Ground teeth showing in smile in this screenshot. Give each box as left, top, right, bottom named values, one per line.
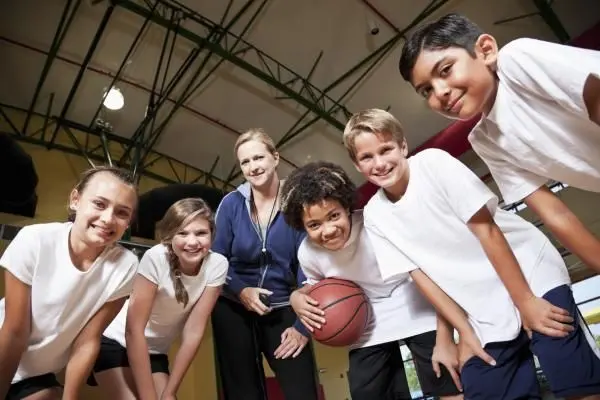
left=92, top=225, right=113, bottom=236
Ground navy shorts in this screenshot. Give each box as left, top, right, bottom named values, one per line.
left=531, top=284, right=600, bottom=397
left=461, top=284, right=600, bottom=399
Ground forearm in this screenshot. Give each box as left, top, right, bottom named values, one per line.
left=536, top=205, right=600, bottom=273
left=63, top=340, right=101, bottom=399
left=126, top=331, right=158, bottom=400
left=162, top=333, right=204, bottom=397
left=477, top=224, right=534, bottom=306
left=410, top=270, right=472, bottom=335
left=290, top=285, right=313, bottom=337
left=0, top=331, right=28, bottom=397
left=435, top=314, right=455, bottom=344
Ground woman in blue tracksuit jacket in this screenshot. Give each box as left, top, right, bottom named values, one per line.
left=211, top=128, right=319, bottom=400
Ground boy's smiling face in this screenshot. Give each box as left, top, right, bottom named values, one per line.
left=353, top=132, right=410, bottom=201
left=302, top=198, right=351, bottom=252
left=410, top=34, right=499, bottom=120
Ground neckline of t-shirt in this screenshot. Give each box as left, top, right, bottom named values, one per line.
left=178, top=252, right=212, bottom=281
left=377, top=159, right=415, bottom=207
left=63, top=223, right=112, bottom=275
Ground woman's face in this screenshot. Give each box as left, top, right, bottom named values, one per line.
left=237, top=140, right=280, bottom=189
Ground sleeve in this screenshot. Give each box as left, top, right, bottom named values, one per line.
left=136, top=248, right=162, bottom=286
left=363, top=219, right=419, bottom=278
left=106, top=253, right=139, bottom=302
left=0, top=226, right=39, bottom=285
left=207, top=256, right=228, bottom=287
left=211, top=193, right=249, bottom=295
left=470, top=137, right=548, bottom=204
left=297, top=241, right=325, bottom=286
left=423, top=149, right=500, bottom=222
left=498, top=38, right=600, bottom=116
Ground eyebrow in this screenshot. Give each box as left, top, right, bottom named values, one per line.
left=96, top=196, right=133, bottom=211
left=414, top=57, right=447, bottom=92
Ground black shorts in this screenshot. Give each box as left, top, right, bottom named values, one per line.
left=348, top=330, right=461, bottom=400
left=92, top=336, right=170, bottom=377
left=6, top=373, right=62, bottom=400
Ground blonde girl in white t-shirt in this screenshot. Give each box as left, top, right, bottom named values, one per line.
left=0, top=166, right=139, bottom=400
left=93, top=198, right=228, bottom=400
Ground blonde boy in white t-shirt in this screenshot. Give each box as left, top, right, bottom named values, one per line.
left=279, top=161, right=487, bottom=400
left=343, top=108, right=600, bottom=399
left=93, top=198, right=227, bottom=400
left=400, top=13, right=600, bottom=276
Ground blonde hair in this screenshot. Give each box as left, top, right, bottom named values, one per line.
left=343, top=108, right=406, bottom=161
left=234, top=128, right=277, bottom=157
left=156, top=198, right=215, bottom=307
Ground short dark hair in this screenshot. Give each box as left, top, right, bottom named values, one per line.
left=281, top=162, right=356, bottom=231
left=399, top=13, right=484, bottom=82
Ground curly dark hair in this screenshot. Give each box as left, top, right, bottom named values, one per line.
left=281, top=161, right=356, bottom=231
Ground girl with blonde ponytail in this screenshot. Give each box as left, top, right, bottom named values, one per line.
left=92, top=198, right=227, bottom=400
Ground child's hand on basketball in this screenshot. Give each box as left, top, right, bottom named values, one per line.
left=518, top=295, right=574, bottom=338
left=274, top=327, right=308, bottom=359
left=239, top=287, right=273, bottom=315
left=290, top=290, right=326, bottom=332
left=431, top=339, right=462, bottom=391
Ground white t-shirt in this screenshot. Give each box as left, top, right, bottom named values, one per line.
left=363, top=149, right=571, bottom=346
left=103, top=244, right=228, bottom=355
left=0, top=222, right=138, bottom=383
left=469, top=38, right=600, bottom=204
left=298, top=211, right=436, bottom=349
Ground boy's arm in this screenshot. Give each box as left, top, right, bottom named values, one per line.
left=289, top=243, right=326, bottom=332
left=525, top=186, right=600, bottom=274
left=423, top=149, right=574, bottom=338
left=410, top=269, right=495, bottom=367
left=410, top=270, right=473, bottom=338
left=467, top=206, right=574, bottom=336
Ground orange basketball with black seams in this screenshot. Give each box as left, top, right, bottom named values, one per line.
left=307, top=278, right=370, bottom=347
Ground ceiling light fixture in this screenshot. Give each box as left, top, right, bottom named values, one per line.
left=103, top=87, right=125, bottom=111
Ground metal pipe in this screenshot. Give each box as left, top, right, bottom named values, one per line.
left=49, top=4, right=115, bottom=146
left=88, top=1, right=158, bottom=129
left=23, top=0, right=82, bottom=135
left=138, top=0, right=268, bottom=166
left=42, top=92, right=55, bottom=140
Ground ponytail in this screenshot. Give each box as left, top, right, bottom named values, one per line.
left=166, top=245, right=189, bottom=307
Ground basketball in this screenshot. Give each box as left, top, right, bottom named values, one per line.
left=307, top=278, right=370, bottom=347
